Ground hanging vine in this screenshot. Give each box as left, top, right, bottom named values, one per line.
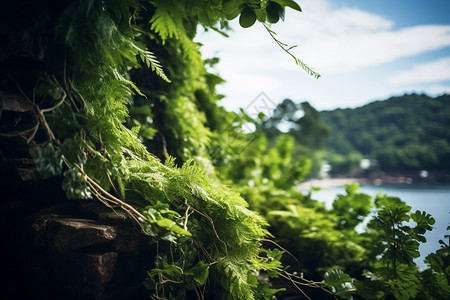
left=0, top=1, right=339, bottom=299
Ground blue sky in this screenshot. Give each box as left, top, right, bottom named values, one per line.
left=195, top=0, right=450, bottom=111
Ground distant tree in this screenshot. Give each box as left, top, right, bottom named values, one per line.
left=259, top=99, right=329, bottom=177
left=261, top=99, right=329, bottom=149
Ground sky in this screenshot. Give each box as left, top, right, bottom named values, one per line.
left=195, top=0, right=450, bottom=112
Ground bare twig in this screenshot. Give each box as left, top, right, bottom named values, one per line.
left=279, top=272, right=312, bottom=300
left=0, top=120, right=39, bottom=143
left=83, top=173, right=146, bottom=220
left=106, top=172, right=124, bottom=200
left=40, top=75, right=67, bottom=113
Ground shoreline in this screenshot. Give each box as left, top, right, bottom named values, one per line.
left=297, top=178, right=367, bottom=189
left=297, top=175, right=450, bottom=190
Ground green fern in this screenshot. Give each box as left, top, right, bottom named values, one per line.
left=12, top=0, right=318, bottom=299
left=128, top=41, right=172, bottom=82
left=150, top=2, right=181, bottom=42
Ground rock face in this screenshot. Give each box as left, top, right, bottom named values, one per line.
left=2, top=197, right=155, bottom=300
left=28, top=202, right=156, bottom=300
left=0, top=87, right=155, bottom=299
left=0, top=28, right=157, bottom=300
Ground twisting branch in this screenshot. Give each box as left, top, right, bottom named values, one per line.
left=0, top=121, right=40, bottom=143
left=245, top=2, right=321, bottom=79
left=279, top=272, right=312, bottom=300
left=184, top=198, right=228, bottom=256
left=40, top=75, right=67, bottom=113
left=259, top=238, right=336, bottom=297
left=83, top=172, right=146, bottom=219
left=1, top=71, right=65, bottom=142
left=72, top=164, right=151, bottom=232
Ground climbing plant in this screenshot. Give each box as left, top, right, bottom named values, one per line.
left=0, top=0, right=329, bottom=299
left=8, top=1, right=443, bottom=299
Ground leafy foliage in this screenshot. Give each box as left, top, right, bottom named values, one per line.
left=260, top=99, right=330, bottom=177
left=34, top=143, right=63, bottom=179
left=323, top=269, right=356, bottom=300
left=332, top=184, right=372, bottom=230
left=2, top=0, right=320, bottom=299
left=268, top=186, right=369, bottom=279
left=419, top=236, right=450, bottom=299
left=355, top=194, right=437, bottom=299
left=3, top=1, right=447, bottom=299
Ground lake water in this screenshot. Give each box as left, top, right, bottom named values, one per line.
left=308, top=182, right=450, bottom=269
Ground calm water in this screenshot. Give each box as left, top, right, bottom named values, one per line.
left=309, top=182, right=450, bottom=269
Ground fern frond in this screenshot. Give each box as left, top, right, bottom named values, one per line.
left=164, top=156, right=177, bottom=168
left=139, top=50, right=172, bottom=82
left=218, top=259, right=255, bottom=299
left=127, top=40, right=171, bottom=82
left=150, top=3, right=180, bottom=42
left=179, top=33, right=203, bottom=69
left=111, top=67, right=145, bottom=96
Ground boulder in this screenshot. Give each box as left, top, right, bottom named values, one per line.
left=17, top=201, right=155, bottom=300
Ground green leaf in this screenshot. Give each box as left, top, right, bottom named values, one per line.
left=155, top=263, right=184, bottom=280
left=272, top=0, right=302, bottom=12
left=35, top=76, right=63, bottom=101
left=166, top=221, right=192, bottom=236
left=34, top=143, right=63, bottom=179
left=411, top=210, right=435, bottom=234
left=239, top=6, right=257, bottom=28
left=324, top=269, right=353, bottom=286
left=323, top=269, right=356, bottom=299
left=154, top=217, right=175, bottom=228
left=266, top=2, right=283, bottom=23
left=143, top=276, right=156, bottom=291
left=146, top=209, right=192, bottom=236
left=222, top=0, right=244, bottom=14
left=265, top=248, right=284, bottom=260
left=130, top=105, right=152, bottom=116
left=62, top=169, right=92, bottom=199
left=140, top=127, right=157, bottom=139
left=144, top=224, right=158, bottom=236
left=185, top=261, right=210, bottom=285
left=344, top=183, right=360, bottom=195
left=60, top=138, right=87, bottom=166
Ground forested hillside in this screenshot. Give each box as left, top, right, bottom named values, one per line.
left=321, top=93, right=450, bottom=173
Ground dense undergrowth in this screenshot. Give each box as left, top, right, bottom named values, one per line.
left=1, top=0, right=448, bottom=299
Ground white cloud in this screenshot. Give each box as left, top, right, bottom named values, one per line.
left=294, top=25, right=450, bottom=74
left=389, top=57, right=450, bottom=85
left=198, top=0, right=450, bottom=76
left=196, top=0, right=450, bottom=111
left=425, top=84, right=450, bottom=95
left=219, top=73, right=282, bottom=93
left=276, top=1, right=450, bottom=74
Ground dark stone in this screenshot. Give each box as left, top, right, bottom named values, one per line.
left=45, top=217, right=117, bottom=254
left=1, top=193, right=154, bottom=300
left=52, top=252, right=118, bottom=299
left=113, top=226, right=142, bottom=252
left=19, top=204, right=155, bottom=300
